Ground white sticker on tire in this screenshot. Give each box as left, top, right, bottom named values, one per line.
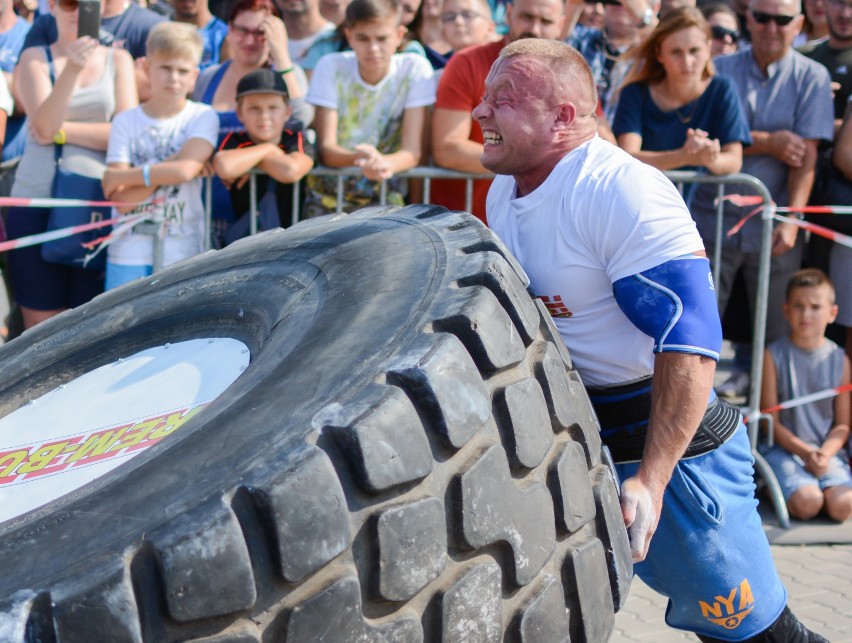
left=0, top=338, right=249, bottom=524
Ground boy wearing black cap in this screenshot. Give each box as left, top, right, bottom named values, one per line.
left=212, top=68, right=314, bottom=244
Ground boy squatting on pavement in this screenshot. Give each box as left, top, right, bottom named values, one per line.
left=478, top=38, right=828, bottom=642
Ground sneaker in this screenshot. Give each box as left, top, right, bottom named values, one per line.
left=716, top=370, right=750, bottom=399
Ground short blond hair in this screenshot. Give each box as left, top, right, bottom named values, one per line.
left=499, top=39, right=598, bottom=114
left=146, top=22, right=204, bottom=64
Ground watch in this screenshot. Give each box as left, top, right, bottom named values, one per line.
left=638, top=7, right=654, bottom=27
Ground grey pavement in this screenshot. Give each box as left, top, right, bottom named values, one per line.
left=614, top=544, right=852, bottom=642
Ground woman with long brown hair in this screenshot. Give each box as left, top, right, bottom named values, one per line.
left=613, top=6, right=750, bottom=177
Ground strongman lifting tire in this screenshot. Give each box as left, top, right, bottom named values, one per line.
left=0, top=205, right=631, bottom=642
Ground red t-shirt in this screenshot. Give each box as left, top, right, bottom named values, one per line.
left=431, top=39, right=506, bottom=224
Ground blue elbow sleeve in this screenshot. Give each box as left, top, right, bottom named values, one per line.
left=613, top=256, right=722, bottom=361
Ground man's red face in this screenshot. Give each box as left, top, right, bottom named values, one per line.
left=472, top=56, right=561, bottom=185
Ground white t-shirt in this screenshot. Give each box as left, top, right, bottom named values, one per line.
left=487, top=136, right=704, bottom=387
left=306, top=51, right=435, bottom=150
left=105, top=101, right=219, bottom=267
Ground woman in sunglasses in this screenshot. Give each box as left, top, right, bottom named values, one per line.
left=613, top=7, right=750, bottom=188
left=5, top=0, right=137, bottom=330
left=702, top=3, right=741, bottom=57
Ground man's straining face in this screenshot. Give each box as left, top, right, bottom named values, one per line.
left=473, top=55, right=562, bottom=180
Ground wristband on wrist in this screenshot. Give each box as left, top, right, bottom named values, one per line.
left=278, top=66, right=294, bottom=75
left=142, top=164, right=151, bottom=187
left=53, top=129, right=66, bottom=145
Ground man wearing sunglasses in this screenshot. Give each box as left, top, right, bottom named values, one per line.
left=690, top=0, right=833, bottom=400
left=800, top=0, right=852, bottom=132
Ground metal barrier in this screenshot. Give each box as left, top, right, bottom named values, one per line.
left=201, top=165, right=494, bottom=248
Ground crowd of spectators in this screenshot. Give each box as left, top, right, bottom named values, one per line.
left=0, top=0, right=850, bottom=416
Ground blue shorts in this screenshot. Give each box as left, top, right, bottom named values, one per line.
left=616, top=426, right=787, bottom=641
left=5, top=206, right=104, bottom=310
left=105, top=263, right=153, bottom=291
left=762, top=446, right=852, bottom=500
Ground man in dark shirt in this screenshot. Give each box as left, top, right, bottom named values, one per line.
left=800, top=0, right=852, bottom=132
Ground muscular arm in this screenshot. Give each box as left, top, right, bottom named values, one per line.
left=622, top=352, right=716, bottom=561
left=613, top=252, right=721, bottom=561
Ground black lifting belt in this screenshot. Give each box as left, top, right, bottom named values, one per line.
left=587, top=376, right=742, bottom=464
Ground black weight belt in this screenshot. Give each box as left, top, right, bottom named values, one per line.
left=587, top=376, right=742, bottom=464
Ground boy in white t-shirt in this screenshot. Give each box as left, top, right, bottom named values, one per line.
left=304, top=0, right=435, bottom=215
left=101, top=22, right=219, bottom=289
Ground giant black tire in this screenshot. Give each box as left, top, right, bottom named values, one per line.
left=0, top=205, right=632, bottom=642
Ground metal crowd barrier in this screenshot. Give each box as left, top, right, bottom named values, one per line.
left=199, top=165, right=787, bottom=526
left=200, top=165, right=494, bottom=251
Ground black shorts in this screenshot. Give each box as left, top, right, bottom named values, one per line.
left=5, top=206, right=104, bottom=311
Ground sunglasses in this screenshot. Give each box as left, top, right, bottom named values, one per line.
left=57, top=0, right=80, bottom=10
left=711, top=25, right=740, bottom=42
left=750, top=10, right=798, bottom=26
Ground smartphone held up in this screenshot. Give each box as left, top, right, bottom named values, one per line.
left=77, top=0, right=101, bottom=40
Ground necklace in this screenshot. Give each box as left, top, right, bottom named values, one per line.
left=673, top=99, right=699, bottom=124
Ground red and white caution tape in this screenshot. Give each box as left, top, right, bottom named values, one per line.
left=759, top=383, right=852, bottom=416
left=0, top=213, right=146, bottom=253
left=719, top=196, right=852, bottom=249
left=719, top=194, right=852, bottom=215
left=725, top=206, right=763, bottom=237
left=773, top=213, right=852, bottom=249
left=0, top=196, right=138, bottom=209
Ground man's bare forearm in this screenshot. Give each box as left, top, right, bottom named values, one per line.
left=636, top=352, right=717, bottom=493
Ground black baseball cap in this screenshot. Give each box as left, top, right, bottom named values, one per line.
left=236, top=68, right=290, bottom=100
